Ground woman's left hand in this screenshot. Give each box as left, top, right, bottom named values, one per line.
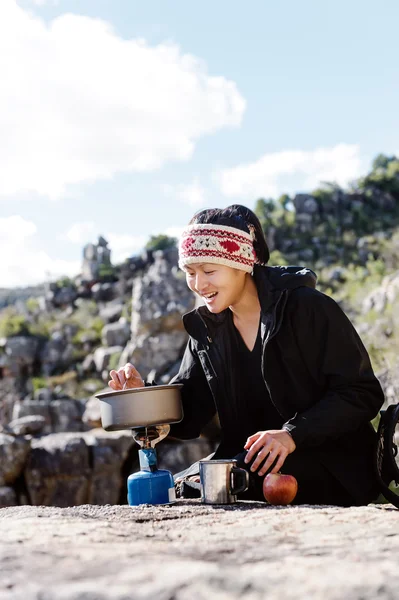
left=244, top=430, right=296, bottom=476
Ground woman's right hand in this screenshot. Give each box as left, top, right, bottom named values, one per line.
left=108, top=363, right=145, bottom=391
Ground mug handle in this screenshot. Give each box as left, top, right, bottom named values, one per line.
left=230, top=467, right=249, bottom=495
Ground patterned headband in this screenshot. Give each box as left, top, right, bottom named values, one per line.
left=178, top=223, right=256, bottom=273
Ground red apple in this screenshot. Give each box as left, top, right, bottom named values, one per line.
left=263, top=473, right=298, bottom=505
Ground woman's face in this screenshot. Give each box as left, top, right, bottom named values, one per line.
left=184, top=263, right=247, bottom=313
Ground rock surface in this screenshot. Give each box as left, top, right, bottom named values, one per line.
left=0, top=502, right=398, bottom=599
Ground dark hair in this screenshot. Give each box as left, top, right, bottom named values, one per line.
left=188, top=204, right=270, bottom=265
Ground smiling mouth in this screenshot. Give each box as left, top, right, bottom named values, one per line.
left=203, top=292, right=218, bottom=300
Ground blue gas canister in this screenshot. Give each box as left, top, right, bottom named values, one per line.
left=127, top=447, right=176, bottom=506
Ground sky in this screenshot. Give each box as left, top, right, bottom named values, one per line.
left=1, top=0, right=398, bottom=288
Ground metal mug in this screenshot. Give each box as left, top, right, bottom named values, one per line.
left=199, top=459, right=249, bottom=504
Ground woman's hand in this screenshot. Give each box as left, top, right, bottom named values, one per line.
left=108, top=363, right=145, bottom=391
left=244, top=430, right=296, bottom=476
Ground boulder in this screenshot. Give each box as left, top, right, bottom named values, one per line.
left=0, top=433, right=30, bottom=486
left=93, top=346, right=123, bottom=373
left=24, top=433, right=91, bottom=507
left=40, top=332, right=75, bottom=376
left=81, top=353, right=95, bottom=373
left=23, top=430, right=135, bottom=506
left=5, top=336, right=39, bottom=373
left=91, top=283, right=116, bottom=303
left=12, top=400, right=52, bottom=434
left=0, top=486, right=17, bottom=507
left=49, top=399, right=83, bottom=433
left=101, top=320, right=130, bottom=347
left=52, top=286, right=77, bottom=308
left=99, top=301, right=124, bottom=324
left=121, top=331, right=187, bottom=380
left=6, top=415, right=46, bottom=436
left=85, top=430, right=135, bottom=505
left=34, top=387, right=54, bottom=402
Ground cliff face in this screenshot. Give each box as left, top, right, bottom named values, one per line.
left=0, top=246, right=196, bottom=409
left=0, top=247, right=207, bottom=509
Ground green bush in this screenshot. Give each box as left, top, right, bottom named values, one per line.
left=269, top=250, right=289, bottom=266
left=98, top=264, right=117, bottom=282
left=26, top=298, right=40, bottom=314
left=32, top=377, right=48, bottom=393
left=56, top=277, right=76, bottom=289
left=0, top=309, right=31, bottom=337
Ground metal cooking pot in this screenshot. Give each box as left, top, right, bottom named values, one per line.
left=95, top=384, right=184, bottom=431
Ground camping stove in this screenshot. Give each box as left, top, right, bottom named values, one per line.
left=127, top=424, right=176, bottom=506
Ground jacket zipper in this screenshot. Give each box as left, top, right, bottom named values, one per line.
left=261, top=290, right=290, bottom=419
left=196, top=291, right=290, bottom=420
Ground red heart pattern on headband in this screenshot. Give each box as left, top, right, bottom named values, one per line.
left=181, top=237, right=195, bottom=251
left=219, top=240, right=240, bottom=253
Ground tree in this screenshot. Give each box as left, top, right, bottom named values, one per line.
left=254, top=198, right=276, bottom=231
left=371, top=154, right=396, bottom=171
left=277, top=194, right=291, bottom=210
left=145, top=234, right=177, bottom=252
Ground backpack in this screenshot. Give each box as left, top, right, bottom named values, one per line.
left=375, top=403, right=399, bottom=508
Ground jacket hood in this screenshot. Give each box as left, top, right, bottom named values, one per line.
left=183, top=264, right=317, bottom=338
left=254, top=264, right=317, bottom=292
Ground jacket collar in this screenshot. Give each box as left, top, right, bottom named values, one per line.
left=182, top=263, right=317, bottom=341
left=182, top=265, right=280, bottom=342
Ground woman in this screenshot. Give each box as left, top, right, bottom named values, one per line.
left=109, top=205, right=384, bottom=505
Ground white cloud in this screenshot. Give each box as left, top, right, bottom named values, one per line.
left=164, top=226, right=185, bottom=239
left=0, top=216, right=80, bottom=287
left=106, top=233, right=147, bottom=264
left=218, top=144, right=363, bottom=199
left=1, top=1, right=245, bottom=199
left=28, top=0, right=58, bottom=5
left=163, top=178, right=206, bottom=207
left=64, top=222, right=96, bottom=244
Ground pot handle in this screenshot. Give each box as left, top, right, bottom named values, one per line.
left=230, top=467, right=249, bottom=495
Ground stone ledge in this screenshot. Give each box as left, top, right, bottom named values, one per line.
left=0, top=501, right=398, bottom=599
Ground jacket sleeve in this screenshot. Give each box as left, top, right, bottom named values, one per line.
left=282, top=289, right=385, bottom=447
left=168, top=338, right=217, bottom=440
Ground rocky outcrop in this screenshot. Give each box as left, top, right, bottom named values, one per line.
left=362, top=270, right=399, bottom=314
left=120, top=247, right=196, bottom=380
left=4, top=336, right=39, bottom=374
left=81, top=236, right=112, bottom=283
left=24, top=430, right=134, bottom=507
left=11, top=394, right=84, bottom=435
left=40, top=330, right=75, bottom=377
left=101, top=320, right=130, bottom=348
left=0, top=429, right=135, bottom=507
left=0, top=422, right=215, bottom=508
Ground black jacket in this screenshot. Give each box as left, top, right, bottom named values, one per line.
left=170, top=264, right=385, bottom=503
